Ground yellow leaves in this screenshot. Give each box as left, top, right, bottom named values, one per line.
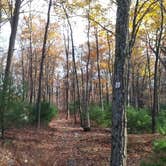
left=31, top=24, right=37, bottom=32
left=89, top=2, right=108, bottom=28
left=99, top=62, right=108, bottom=70
left=1, top=0, right=12, bottom=17
left=21, top=15, right=61, bottom=45
left=48, top=32, right=57, bottom=40
left=71, top=0, right=89, bottom=8
left=98, top=30, right=106, bottom=38
left=48, top=47, right=55, bottom=56
left=129, top=0, right=162, bottom=33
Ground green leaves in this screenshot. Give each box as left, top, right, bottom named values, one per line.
left=153, top=139, right=166, bottom=152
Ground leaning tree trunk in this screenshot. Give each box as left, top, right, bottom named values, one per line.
left=0, top=0, right=21, bottom=139
left=36, top=0, right=52, bottom=128
left=111, top=0, right=131, bottom=165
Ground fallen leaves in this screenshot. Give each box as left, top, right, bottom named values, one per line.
left=0, top=116, right=161, bottom=166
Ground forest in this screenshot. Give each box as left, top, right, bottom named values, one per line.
left=0, top=0, right=166, bottom=165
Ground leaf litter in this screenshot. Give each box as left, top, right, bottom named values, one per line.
left=0, top=115, right=161, bottom=166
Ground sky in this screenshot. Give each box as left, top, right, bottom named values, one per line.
left=0, top=0, right=116, bottom=52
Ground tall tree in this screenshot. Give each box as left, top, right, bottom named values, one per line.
left=0, top=0, right=21, bottom=139
left=95, top=28, right=103, bottom=109
left=83, top=2, right=91, bottom=131
left=126, top=0, right=158, bottom=106
left=61, top=2, right=83, bottom=126
left=28, top=1, right=33, bottom=104
left=36, top=0, right=52, bottom=128
left=63, top=31, right=70, bottom=119
left=148, top=0, right=164, bottom=133
left=111, top=0, right=131, bottom=165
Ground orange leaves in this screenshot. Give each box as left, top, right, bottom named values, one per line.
left=99, top=61, right=108, bottom=70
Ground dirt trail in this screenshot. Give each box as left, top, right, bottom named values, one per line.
left=0, top=115, right=159, bottom=166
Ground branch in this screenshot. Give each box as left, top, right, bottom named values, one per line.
left=88, top=17, right=115, bottom=35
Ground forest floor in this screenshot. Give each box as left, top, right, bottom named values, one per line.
left=0, top=114, right=161, bottom=166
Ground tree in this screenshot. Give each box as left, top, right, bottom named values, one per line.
left=61, top=1, right=83, bottom=126
left=126, top=0, right=159, bottom=106
left=111, top=0, right=131, bottom=165
left=63, top=30, right=70, bottom=119
left=148, top=0, right=164, bottom=133
left=0, top=0, right=21, bottom=139
left=82, top=1, right=91, bottom=131
left=36, top=0, right=52, bottom=128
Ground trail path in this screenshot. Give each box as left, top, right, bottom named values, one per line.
left=0, top=114, right=160, bottom=166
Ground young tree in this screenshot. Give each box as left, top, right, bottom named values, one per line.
left=111, top=0, right=131, bottom=165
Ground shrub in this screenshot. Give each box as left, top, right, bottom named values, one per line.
left=89, top=104, right=104, bottom=126
left=89, top=103, right=111, bottom=128
left=141, top=139, right=166, bottom=166
left=160, top=104, right=166, bottom=111
left=1, top=98, right=58, bottom=128
left=127, top=106, right=151, bottom=133
left=157, top=111, right=166, bottom=135
left=153, top=139, right=166, bottom=152
left=40, top=101, right=58, bottom=123
left=69, top=101, right=80, bottom=114
left=30, top=101, right=58, bottom=125
left=3, top=100, right=32, bottom=128
left=89, top=104, right=153, bottom=131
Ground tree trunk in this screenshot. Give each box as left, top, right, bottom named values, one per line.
left=152, top=51, right=159, bottom=133
left=146, top=39, right=153, bottom=110
left=28, top=1, right=33, bottom=104
left=107, top=32, right=113, bottom=85
left=82, top=6, right=91, bottom=131
left=95, top=29, right=103, bottom=110
left=36, top=0, right=52, bottom=128
left=151, top=0, right=164, bottom=133
left=21, top=47, right=25, bottom=101
left=64, top=32, right=70, bottom=120
left=0, top=0, right=21, bottom=139
left=62, top=3, right=82, bottom=125
left=125, top=0, right=157, bottom=106
left=106, top=76, right=109, bottom=104
left=111, top=0, right=131, bottom=165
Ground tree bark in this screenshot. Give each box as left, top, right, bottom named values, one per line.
left=28, top=1, right=33, bottom=104
left=111, top=0, right=131, bottom=165
left=0, top=0, right=21, bottom=139
left=95, top=28, right=103, bottom=109
left=150, top=0, right=164, bottom=133
left=63, top=31, right=70, bottom=120
left=62, top=3, right=82, bottom=126
left=36, top=0, right=52, bottom=128
left=83, top=6, right=91, bottom=131
left=125, top=0, right=158, bottom=106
